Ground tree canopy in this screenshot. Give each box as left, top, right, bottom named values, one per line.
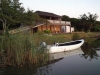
left=0, top=0, right=48, bottom=35
left=62, top=15, right=70, bottom=21
left=62, top=13, right=99, bottom=32
left=79, top=12, right=98, bottom=32
left=0, top=0, right=25, bottom=34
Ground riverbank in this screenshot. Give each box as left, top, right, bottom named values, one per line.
left=0, top=32, right=100, bottom=67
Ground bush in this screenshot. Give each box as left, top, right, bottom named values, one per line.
left=37, top=31, right=43, bottom=35
left=72, top=33, right=80, bottom=40
left=44, top=30, right=51, bottom=34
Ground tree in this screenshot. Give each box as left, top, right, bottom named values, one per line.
left=24, top=9, right=47, bottom=27
left=70, top=18, right=80, bottom=31
left=87, top=12, right=98, bottom=32
left=62, top=15, right=70, bottom=21
left=0, top=0, right=25, bottom=34
left=79, top=14, right=88, bottom=31
left=79, top=12, right=98, bottom=32
left=24, top=9, right=35, bottom=25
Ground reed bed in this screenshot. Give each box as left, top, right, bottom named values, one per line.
left=0, top=33, right=50, bottom=67
left=0, top=32, right=99, bottom=67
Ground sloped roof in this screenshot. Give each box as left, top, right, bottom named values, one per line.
left=35, top=11, right=61, bottom=18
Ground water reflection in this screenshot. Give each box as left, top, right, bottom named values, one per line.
left=0, top=48, right=84, bottom=75
left=35, top=48, right=84, bottom=75
left=34, top=65, right=52, bottom=75
left=0, top=44, right=100, bottom=75
left=50, top=47, right=83, bottom=60
left=0, top=65, right=52, bottom=75
left=81, top=43, right=100, bottom=61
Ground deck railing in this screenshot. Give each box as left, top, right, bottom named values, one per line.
left=48, top=20, right=71, bottom=25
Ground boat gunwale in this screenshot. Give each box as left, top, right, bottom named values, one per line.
left=55, top=39, right=84, bottom=46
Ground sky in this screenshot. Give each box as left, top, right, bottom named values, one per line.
left=20, top=0, right=100, bottom=21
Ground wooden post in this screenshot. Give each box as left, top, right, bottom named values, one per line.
left=53, top=25, right=55, bottom=33
left=50, top=16, right=52, bottom=20
left=59, top=25, right=61, bottom=33
left=53, top=25, right=55, bottom=32
left=70, top=23, right=71, bottom=33
left=41, top=25, right=43, bottom=32
left=65, top=25, right=66, bottom=33
left=50, top=25, right=51, bottom=31
left=65, top=21, right=66, bottom=33
left=46, top=19, right=48, bottom=30
left=60, top=25, right=62, bottom=33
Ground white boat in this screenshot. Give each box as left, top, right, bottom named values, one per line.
left=47, top=39, right=84, bottom=53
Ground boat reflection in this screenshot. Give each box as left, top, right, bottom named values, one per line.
left=35, top=48, right=84, bottom=75
left=50, top=47, right=84, bottom=60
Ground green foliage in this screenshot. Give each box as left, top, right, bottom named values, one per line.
left=24, top=9, right=35, bottom=25
left=62, top=15, right=70, bottom=21
left=37, top=31, right=43, bottom=35
left=79, top=12, right=98, bottom=32
left=66, top=13, right=99, bottom=32
left=70, top=18, right=80, bottom=31
left=72, top=33, right=80, bottom=40
left=0, top=0, right=25, bottom=34
left=44, top=30, right=51, bottom=34
left=92, top=38, right=100, bottom=48
left=0, top=0, right=48, bottom=35
left=91, top=25, right=100, bottom=32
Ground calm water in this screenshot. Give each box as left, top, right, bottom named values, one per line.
left=0, top=44, right=100, bottom=75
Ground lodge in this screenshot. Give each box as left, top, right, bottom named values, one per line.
left=33, top=11, right=74, bottom=33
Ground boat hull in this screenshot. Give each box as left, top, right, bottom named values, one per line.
left=47, top=39, right=84, bottom=53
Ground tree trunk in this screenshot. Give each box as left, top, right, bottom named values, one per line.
left=3, top=20, right=7, bottom=35
left=89, top=23, right=92, bottom=32
left=0, top=19, right=10, bottom=35
left=2, top=20, right=9, bottom=35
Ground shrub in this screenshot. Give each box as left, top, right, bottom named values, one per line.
left=37, top=31, right=43, bottom=35
left=72, top=33, right=80, bottom=40
left=43, top=30, right=51, bottom=34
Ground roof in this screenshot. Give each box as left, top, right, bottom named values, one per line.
left=35, top=11, right=61, bottom=18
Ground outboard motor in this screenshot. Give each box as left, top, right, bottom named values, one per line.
left=53, top=41, right=59, bottom=46
left=40, top=42, right=47, bottom=48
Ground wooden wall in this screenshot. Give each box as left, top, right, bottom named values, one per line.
left=38, top=24, right=61, bottom=33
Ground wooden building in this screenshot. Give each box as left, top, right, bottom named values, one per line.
left=33, top=11, right=74, bottom=33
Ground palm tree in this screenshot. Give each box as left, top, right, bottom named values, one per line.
left=79, top=12, right=98, bottom=32
left=87, top=12, right=98, bottom=32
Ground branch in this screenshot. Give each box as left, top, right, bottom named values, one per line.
left=7, top=23, right=11, bottom=28
left=0, top=18, right=3, bottom=22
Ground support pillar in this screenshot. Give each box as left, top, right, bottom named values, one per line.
left=70, top=24, right=71, bottom=33
left=65, top=25, right=66, bottom=33
left=41, top=25, right=43, bottom=32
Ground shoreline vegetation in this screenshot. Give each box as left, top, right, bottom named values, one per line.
left=0, top=0, right=100, bottom=70
left=0, top=32, right=100, bottom=67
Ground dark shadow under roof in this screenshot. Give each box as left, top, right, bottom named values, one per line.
left=35, top=11, right=61, bottom=18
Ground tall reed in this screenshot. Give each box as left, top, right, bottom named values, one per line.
left=0, top=33, right=50, bottom=67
